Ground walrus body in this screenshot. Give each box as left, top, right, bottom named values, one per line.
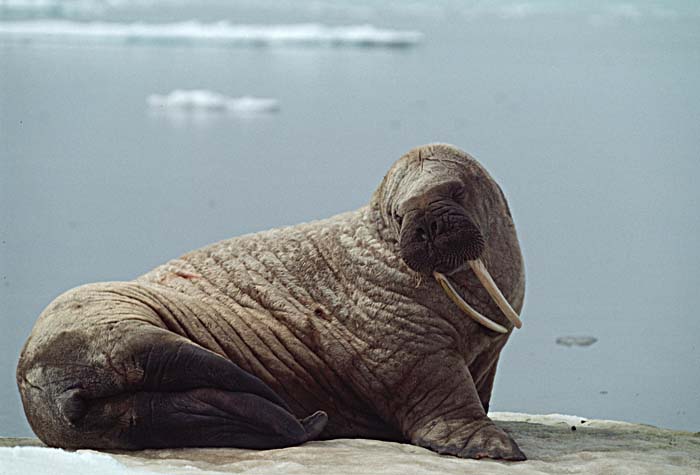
left=17, top=144, right=526, bottom=460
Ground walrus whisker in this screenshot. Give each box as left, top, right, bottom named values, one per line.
left=468, top=259, right=523, bottom=329
left=433, top=271, right=509, bottom=334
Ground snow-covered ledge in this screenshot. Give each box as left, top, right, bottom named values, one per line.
left=1, top=413, right=698, bottom=475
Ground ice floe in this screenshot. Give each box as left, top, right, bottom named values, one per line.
left=0, top=20, right=423, bottom=47
left=0, top=445, right=148, bottom=475
left=1, top=413, right=698, bottom=474
left=555, top=336, right=598, bottom=347
left=147, top=90, right=279, bottom=114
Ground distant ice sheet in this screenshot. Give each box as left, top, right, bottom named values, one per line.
left=147, top=90, right=279, bottom=114
left=0, top=20, right=423, bottom=47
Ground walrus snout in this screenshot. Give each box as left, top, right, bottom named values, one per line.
left=396, top=196, right=523, bottom=333
left=398, top=205, right=484, bottom=275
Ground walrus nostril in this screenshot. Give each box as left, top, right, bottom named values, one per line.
left=416, top=219, right=439, bottom=242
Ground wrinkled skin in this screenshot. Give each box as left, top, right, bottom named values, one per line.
left=17, top=144, right=526, bottom=460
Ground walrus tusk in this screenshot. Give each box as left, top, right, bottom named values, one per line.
left=468, top=259, right=523, bottom=329
left=433, top=271, right=508, bottom=334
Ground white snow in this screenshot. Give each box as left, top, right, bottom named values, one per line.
left=0, top=446, right=156, bottom=475
left=489, top=411, right=644, bottom=430
left=1, top=413, right=698, bottom=475
left=147, top=90, right=279, bottom=114
left=0, top=21, right=423, bottom=47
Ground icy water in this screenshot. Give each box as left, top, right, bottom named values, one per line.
left=1, top=1, right=699, bottom=437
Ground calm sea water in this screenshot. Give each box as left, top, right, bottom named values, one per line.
left=2, top=1, right=699, bottom=437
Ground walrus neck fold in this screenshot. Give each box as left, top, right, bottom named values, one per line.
left=366, top=199, right=401, bottom=246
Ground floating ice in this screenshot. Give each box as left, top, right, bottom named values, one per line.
left=0, top=1, right=688, bottom=27
left=556, top=336, right=598, bottom=347
left=2, top=413, right=699, bottom=474
left=147, top=90, right=279, bottom=114
left=0, top=20, right=423, bottom=47
left=0, top=0, right=110, bottom=16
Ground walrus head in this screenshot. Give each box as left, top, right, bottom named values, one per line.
left=375, top=144, right=523, bottom=333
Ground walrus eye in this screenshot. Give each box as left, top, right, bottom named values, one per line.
left=393, top=212, right=403, bottom=227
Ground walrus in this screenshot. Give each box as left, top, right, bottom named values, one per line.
left=16, top=143, right=526, bottom=460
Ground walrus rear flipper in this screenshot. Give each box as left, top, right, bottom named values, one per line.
left=22, top=329, right=327, bottom=450
left=50, top=339, right=327, bottom=449
left=17, top=282, right=327, bottom=450
left=64, top=388, right=323, bottom=449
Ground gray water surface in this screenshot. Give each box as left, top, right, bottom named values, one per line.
left=2, top=2, right=699, bottom=437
